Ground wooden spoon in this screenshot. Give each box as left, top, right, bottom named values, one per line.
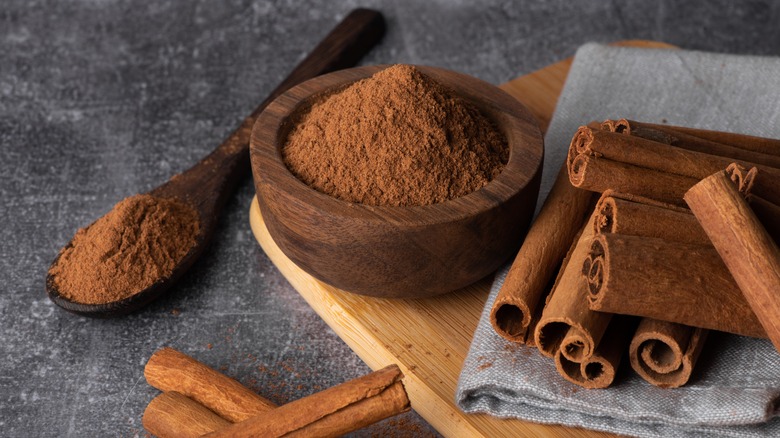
left=46, top=9, right=386, bottom=317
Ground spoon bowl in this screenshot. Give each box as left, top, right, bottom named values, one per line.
left=45, top=217, right=208, bottom=318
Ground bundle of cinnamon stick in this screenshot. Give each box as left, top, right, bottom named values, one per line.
left=491, top=119, right=780, bottom=389
left=142, top=348, right=410, bottom=437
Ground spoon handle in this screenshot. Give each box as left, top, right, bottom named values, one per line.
left=152, top=9, right=386, bottom=224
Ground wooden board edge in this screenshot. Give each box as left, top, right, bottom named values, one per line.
left=249, top=198, right=487, bottom=437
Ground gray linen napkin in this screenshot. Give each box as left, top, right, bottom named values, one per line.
left=456, top=43, right=780, bottom=437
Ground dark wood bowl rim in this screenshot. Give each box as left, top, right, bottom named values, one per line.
left=251, top=64, right=544, bottom=226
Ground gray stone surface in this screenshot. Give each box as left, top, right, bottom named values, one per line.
left=1, top=0, right=780, bottom=436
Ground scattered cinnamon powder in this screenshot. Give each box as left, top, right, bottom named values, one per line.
left=283, top=64, right=509, bottom=206
left=49, top=194, right=199, bottom=304
left=370, top=416, right=438, bottom=437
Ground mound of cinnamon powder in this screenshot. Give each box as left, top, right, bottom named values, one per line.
left=282, top=64, right=509, bottom=207
left=49, top=194, right=199, bottom=304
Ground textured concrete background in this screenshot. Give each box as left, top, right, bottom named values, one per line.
left=2, top=0, right=780, bottom=436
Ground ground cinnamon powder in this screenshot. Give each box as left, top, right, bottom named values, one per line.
left=282, top=64, right=509, bottom=207
left=49, top=194, right=199, bottom=304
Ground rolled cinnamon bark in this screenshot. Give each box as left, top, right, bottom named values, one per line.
left=593, top=190, right=709, bottom=245
left=490, top=164, right=593, bottom=343
left=568, top=154, right=697, bottom=205
left=144, top=348, right=276, bottom=422
left=571, top=126, right=780, bottom=181
left=629, top=319, right=708, bottom=389
left=616, top=120, right=780, bottom=157
left=611, top=119, right=780, bottom=168
left=555, top=316, right=637, bottom=389
left=143, top=391, right=230, bottom=438
left=586, top=233, right=766, bottom=338
left=591, top=191, right=710, bottom=388
left=685, top=171, right=780, bottom=352
left=534, top=219, right=612, bottom=362
left=204, top=365, right=410, bottom=438
left=725, top=163, right=758, bottom=195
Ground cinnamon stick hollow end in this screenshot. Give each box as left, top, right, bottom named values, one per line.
left=556, top=350, right=615, bottom=389
left=555, top=316, right=637, bottom=389
left=568, top=126, right=595, bottom=170
left=536, top=321, right=572, bottom=358
left=584, top=237, right=606, bottom=306
left=567, top=154, right=590, bottom=188
left=561, top=324, right=599, bottom=363
left=490, top=298, right=532, bottom=342
left=629, top=319, right=708, bottom=388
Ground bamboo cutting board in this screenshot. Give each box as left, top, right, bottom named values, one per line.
left=249, top=41, right=671, bottom=438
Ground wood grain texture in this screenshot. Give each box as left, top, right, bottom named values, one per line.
left=247, top=44, right=686, bottom=437
left=250, top=65, right=544, bottom=298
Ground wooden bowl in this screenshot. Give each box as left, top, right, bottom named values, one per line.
left=250, top=65, right=543, bottom=298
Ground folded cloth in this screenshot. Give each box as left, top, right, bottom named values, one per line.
left=456, top=43, right=780, bottom=438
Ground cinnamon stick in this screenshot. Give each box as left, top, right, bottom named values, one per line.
left=593, top=190, right=709, bottom=245
left=568, top=154, right=697, bottom=205
left=534, top=219, right=612, bottom=362
left=144, top=348, right=410, bottom=438
left=144, top=348, right=276, bottom=422
left=590, top=191, right=710, bottom=388
left=611, top=119, right=780, bottom=168
left=617, top=120, right=780, bottom=157
left=555, top=316, right=637, bottom=389
left=571, top=126, right=780, bottom=181
left=143, top=391, right=230, bottom=438
left=490, top=164, right=593, bottom=343
left=685, top=171, right=780, bottom=352
left=204, top=365, right=410, bottom=438
left=586, top=233, right=766, bottom=338
left=629, top=319, right=708, bottom=389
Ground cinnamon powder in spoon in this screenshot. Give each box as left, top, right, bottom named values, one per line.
left=282, top=64, right=509, bottom=207
left=49, top=194, right=199, bottom=304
